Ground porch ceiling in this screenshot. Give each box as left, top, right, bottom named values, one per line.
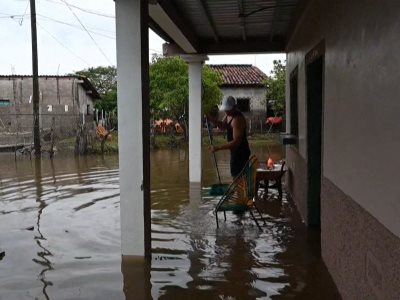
left=149, top=0, right=306, bottom=54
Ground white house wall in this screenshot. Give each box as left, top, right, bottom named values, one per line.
left=220, top=87, right=266, bottom=112
left=286, top=0, right=400, bottom=298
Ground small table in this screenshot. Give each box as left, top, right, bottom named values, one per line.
left=256, top=164, right=287, bottom=199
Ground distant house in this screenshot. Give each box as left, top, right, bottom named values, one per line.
left=208, top=64, right=268, bottom=131
left=0, top=75, right=100, bottom=144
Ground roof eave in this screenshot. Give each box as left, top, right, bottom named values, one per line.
left=220, top=84, right=266, bottom=88
left=200, top=37, right=286, bottom=54
left=79, top=77, right=101, bottom=99
left=149, top=1, right=199, bottom=53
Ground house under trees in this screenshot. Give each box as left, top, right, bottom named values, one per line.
left=209, top=64, right=269, bottom=132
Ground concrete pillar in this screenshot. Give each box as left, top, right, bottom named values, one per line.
left=115, top=0, right=150, bottom=257
left=181, top=55, right=208, bottom=183
left=189, top=182, right=202, bottom=208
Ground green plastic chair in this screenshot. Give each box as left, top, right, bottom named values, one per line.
left=214, top=155, right=266, bottom=230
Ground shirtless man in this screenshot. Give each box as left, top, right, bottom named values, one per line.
left=208, top=96, right=251, bottom=177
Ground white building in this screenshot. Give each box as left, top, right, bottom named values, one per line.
left=114, top=1, right=400, bottom=298
left=209, top=64, right=267, bottom=131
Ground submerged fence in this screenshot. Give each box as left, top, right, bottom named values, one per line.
left=0, top=111, right=95, bottom=152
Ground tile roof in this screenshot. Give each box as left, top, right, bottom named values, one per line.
left=208, top=64, right=267, bottom=87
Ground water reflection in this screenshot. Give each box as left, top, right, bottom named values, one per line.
left=0, top=153, right=123, bottom=299
left=0, top=145, right=340, bottom=299
left=33, top=158, right=53, bottom=300
left=148, top=192, right=283, bottom=299
left=121, top=256, right=152, bottom=300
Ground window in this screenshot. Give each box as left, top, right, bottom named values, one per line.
left=236, top=98, right=250, bottom=112
left=290, top=67, right=299, bottom=140
left=0, top=99, right=10, bottom=107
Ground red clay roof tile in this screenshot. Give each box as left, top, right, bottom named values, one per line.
left=208, top=64, right=267, bottom=87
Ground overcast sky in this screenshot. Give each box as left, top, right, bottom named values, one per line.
left=0, top=0, right=285, bottom=76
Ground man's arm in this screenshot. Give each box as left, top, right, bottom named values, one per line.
left=211, top=117, right=245, bottom=152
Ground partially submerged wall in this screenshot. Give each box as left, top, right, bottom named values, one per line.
left=286, top=0, right=400, bottom=298
left=0, top=77, right=96, bottom=146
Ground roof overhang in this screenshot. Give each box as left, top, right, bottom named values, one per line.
left=149, top=0, right=308, bottom=55
left=149, top=2, right=198, bottom=53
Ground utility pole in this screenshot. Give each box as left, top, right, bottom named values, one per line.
left=30, top=0, right=41, bottom=157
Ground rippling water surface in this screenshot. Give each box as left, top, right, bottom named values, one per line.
left=0, top=145, right=339, bottom=299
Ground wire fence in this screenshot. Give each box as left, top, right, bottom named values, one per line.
left=0, top=112, right=96, bottom=152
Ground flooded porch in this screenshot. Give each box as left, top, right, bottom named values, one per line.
left=0, top=144, right=339, bottom=299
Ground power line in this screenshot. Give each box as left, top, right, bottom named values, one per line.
left=1, top=12, right=116, bottom=38
left=44, top=0, right=115, bottom=18
left=0, top=11, right=28, bottom=15
left=59, top=0, right=112, bottom=64
left=19, top=1, right=30, bottom=25
left=37, top=14, right=115, bottom=34
left=5, top=14, right=160, bottom=53
left=0, top=14, right=28, bottom=19
left=37, top=15, right=116, bottom=39
left=3, top=17, right=161, bottom=53
left=2, top=3, right=162, bottom=63
left=37, top=22, right=91, bottom=67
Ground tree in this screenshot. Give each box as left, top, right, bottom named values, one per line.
left=73, top=66, right=117, bottom=112
left=202, top=65, right=224, bottom=114
left=263, top=60, right=286, bottom=116
left=150, top=56, right=188, bottom=121
left=149, top=55, right=223, bottom=139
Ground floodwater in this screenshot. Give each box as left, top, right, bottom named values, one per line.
left=0, top=144, right=340, bottom=299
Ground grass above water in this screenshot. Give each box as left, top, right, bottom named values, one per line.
left=155, top=132, right=280, bottom=149
left=56, top=131, right=281, bottom=154
left=205, top=132, right=280, bottom=146
left=57, top=134, right=119, bottom=154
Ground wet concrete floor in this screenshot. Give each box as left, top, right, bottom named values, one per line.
left=0, top=145, right=340, bottom=299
